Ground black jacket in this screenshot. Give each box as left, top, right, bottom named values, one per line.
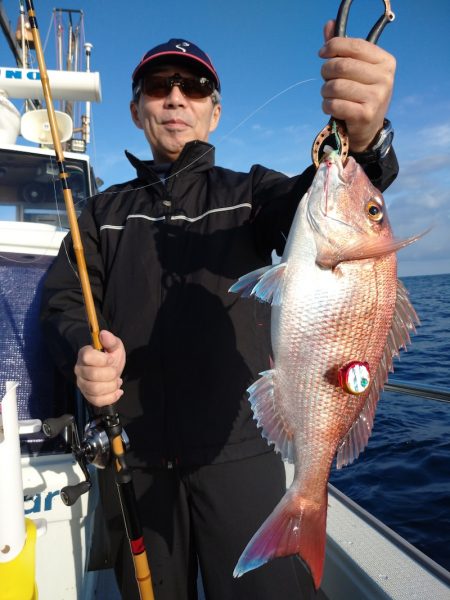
left=41, top=141, right=399, bottom=467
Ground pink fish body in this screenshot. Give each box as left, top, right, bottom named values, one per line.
left=230, top=153, right=420, bottom=589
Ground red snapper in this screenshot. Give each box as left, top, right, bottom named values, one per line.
left=230, top=152, right=420, bottom=589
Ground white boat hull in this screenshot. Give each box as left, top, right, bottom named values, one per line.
left=23, top=454, right=99, bottom=599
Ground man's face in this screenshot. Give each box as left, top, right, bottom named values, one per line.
left=130, top=64, right=221, bottom=163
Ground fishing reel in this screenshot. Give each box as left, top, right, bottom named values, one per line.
left=42, top=413, right=129, bottom=506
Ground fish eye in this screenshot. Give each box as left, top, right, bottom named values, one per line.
left=366, top=197, right=383, bottom=222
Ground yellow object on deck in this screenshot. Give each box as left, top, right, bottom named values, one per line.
left=0, top=518, right=38, bottom=600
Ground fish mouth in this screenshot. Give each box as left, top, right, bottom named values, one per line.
left=306, top=154, right=426, bottom=269
left=306, top=154, right=354, bottom=237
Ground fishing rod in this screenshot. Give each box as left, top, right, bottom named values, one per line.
left=24, top=2, right=154, bottom=598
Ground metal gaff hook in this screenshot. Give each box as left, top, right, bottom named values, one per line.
left=311, top=0, right=395, bottom=168
left=335, top=0, right=395, bottom=44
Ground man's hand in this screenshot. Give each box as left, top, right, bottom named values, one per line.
left=319, top=19, right=396, bottom=152
left=74, top=330, right=126, bottom=407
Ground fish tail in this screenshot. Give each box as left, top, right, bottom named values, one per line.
left=233, top=488, right=327, bottom=590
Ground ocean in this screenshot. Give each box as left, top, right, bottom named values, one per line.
left=329, top=273, right=450, bottom=572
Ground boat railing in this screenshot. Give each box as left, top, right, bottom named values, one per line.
left=384, top=379, right=450, bottom=404
left=321, top=377, right=450, bottom=599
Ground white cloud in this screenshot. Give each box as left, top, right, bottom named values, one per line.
left=384, top=143, right=450, bottom=274
left=418, top=123, right=450, bottom=150
left=399, top=154, right=450, bottom=177
left=283, top=124, right=311, bottom=137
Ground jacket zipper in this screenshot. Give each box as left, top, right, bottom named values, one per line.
left=160, top=170, right=176, bottom=466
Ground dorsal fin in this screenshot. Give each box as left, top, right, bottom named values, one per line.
left=336, top=280, right=419, bottom=468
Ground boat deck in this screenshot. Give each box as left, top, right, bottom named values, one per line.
left=94, top=567, right=326, bottom=599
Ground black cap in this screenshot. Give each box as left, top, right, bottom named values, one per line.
left=132, top=39, right=221, bottom=92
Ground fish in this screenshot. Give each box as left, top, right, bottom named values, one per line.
left=229, top=151, right=421, bottom=589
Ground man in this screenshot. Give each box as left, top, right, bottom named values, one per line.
left=41, top=22, right=397, bottom=600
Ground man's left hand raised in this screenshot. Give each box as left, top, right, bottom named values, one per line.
left=319, top=19, right=396, bottom=152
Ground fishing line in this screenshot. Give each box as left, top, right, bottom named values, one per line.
left=16, top=3, right=52, bottom=71
left=42, top=9, right=53, bottom=56
left=0, top=150, right=64, bottom=266
left=81, top=76, right=317, bottom=199
left=48, top=155, right=81, bottom=280
left=1, top=77, right=316, bottom=266
left=0, top=157, right=80, bottom=271
left=162, top=77, right=317, bottom=185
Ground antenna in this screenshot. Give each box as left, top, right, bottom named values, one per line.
left=82, top=42, right=93, bottom=145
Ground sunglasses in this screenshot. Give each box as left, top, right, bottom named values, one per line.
left=140, top=73, right=215, bottom=99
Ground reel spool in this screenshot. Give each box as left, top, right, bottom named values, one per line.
left=42, top=414, right=130, bottom=506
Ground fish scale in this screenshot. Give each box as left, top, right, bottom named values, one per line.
left=229, top=152, right=420, bottom=589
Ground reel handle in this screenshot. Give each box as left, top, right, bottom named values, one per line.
left=42, top=414, right=75, bottom=438
left=60, top=481, right=92, bottom=506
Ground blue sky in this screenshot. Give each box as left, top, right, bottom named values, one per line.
left=1, top=0, right=449, bottom=276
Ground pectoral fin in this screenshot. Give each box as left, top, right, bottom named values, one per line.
left=317, top=231, right=427, bottom=269
left=229, top=263, right=287, bottom=305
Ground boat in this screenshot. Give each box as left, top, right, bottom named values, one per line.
left=0, top=5, right=105, bottom=598
left=0, top=3, right=449, bottom=599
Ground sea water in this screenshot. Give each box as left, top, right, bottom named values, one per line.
left=330, top=273, right=450, bottom=571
